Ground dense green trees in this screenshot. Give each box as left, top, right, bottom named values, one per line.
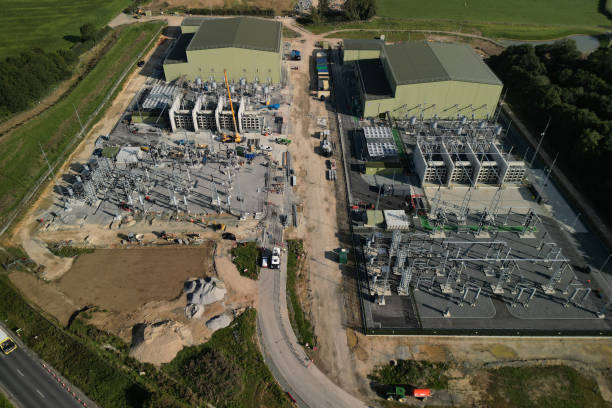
left=0, top=23, right=110, bottom=121
left=344, top=0, right=377, bottom=20
left=0, top=49, right=73, bottom=119
left=488, top=41, right=612, bottom=224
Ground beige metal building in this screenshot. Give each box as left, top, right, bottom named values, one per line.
left=164, top=17, right=282, bottom=84
left=343, top=40, right=503, bottom=119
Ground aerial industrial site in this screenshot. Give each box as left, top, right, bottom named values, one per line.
left=1, top=7, right=611, bottom=408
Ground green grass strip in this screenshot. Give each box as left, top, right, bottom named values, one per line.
left=286, top=240, right=314, bottom=346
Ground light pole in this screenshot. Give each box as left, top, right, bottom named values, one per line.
left=530, top=116, right=551, bottom=167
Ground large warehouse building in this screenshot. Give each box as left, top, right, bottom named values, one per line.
left=164, top=17, right=282, bottom=84
left=343, top=39, right=503, bottom=119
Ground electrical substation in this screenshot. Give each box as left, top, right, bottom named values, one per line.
left=345, top=118, right=611, bottom=334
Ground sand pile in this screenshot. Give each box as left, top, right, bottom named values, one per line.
left=130, top=321, right=193, bottom=365
left=206, top=314, right=233, bottom=331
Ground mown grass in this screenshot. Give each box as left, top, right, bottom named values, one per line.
left=0, top=0, right=131, bottom=59
left=164, top=308, right=291, bottom=408
left=286, top=240, right=314, bottom=346
left=230, top=242, right=260, bottom=279
left=326, top=30, right=427, bottom=42
left=305, top=17, right=609, bottom=40
left=486, top=365, right=608, bottom=408
left=0, top=21, right=164, bottom=229
left=376, top=0, right=611, bottom=27
left=0, top=274, right=150, bottom=407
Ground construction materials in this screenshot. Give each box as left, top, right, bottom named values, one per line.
left=0, top=328, right=17, bottom=355
left=290, top=50, right=301, bottom=60
left=206, top=314, right=233, bottom=331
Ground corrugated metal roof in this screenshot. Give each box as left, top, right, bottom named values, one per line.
left=343, top=38, right=384, bottom=51
left=187, top=17, right=281, bottom=53
left=383, top=41, right=502, bottom=86
left=384, top=210, right=410, bottom=230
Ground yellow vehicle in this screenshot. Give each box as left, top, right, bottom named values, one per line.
left=0, top=328, right=17, bottom=355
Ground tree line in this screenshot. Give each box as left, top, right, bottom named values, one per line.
left=0, top=24, right=108, bottom=121
left=488, top=41, right=612, bottom=224
left=307, top=0, right=376, bottom=25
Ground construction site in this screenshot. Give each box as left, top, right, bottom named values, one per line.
left=40, top=22, right=293, bottom=232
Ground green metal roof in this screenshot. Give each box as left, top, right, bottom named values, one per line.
left=343, top=38, right=384, bottom=51
left=383, top=41, right=502, bottom=86
left=186, top=17, right=281, bottom=53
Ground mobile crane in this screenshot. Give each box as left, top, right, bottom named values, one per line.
left=222, top=70, right=242, bottom=143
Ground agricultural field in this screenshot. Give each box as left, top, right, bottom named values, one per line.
left=0, top=0, right=130, bottom=59
left=376, top=0, right=611, bottom=27
left=0, top=21, right=163, bottom=229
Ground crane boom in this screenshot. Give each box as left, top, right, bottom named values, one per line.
left=223, top=70, right=241, bottom=142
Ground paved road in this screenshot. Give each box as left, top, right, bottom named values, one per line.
left=258, top=263, right=368, bottom=408
left=0, top=348, right=85, bottom=408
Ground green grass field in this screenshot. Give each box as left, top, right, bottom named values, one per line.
left=0, top=21, right=163, bottom=229
left=0, top=0, right=130, bottom=59
left=377, top=0, right=611, bottom=27
left=307, top=0, right=612, bottom=40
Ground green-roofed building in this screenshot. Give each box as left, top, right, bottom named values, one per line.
left=164, top=17, right=282, bottom=84
left=343, top=40, right=502, bottom=119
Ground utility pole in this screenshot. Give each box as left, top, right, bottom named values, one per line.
left=530, top=116, right=551, bottom=167
left=73, top=103, right=84, bottom=132
left=39, top=142, right=54, bottom=179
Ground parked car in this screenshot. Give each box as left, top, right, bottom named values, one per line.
left=261, top=256, right=269, bottom=268
left=137, top=60, right=145, bottom=67
left=271, top=247, right=281, bottom=269
left=260, top=145, right=272, bottom=151
left=222, top=232, right=236, bottom=240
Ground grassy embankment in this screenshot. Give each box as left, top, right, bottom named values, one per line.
left=309, top=0, right=611, bottom=41
left=0, top=21, right=164, bottom=231
left=286, top=240, right=314, bottom=346
left=0, top=274, right=153, bottom=407
left=0, top=0, right=131, bottom=59
left=0, top=393, right=13, bottom=408
left=164, top=308, right=291, bottom=408
left=230, top=242, right=260, bottom=279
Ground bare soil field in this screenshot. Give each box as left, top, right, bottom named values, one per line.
left=56, top=245, right=214, bottom=313
left=9, top=241, right=259, bottom=365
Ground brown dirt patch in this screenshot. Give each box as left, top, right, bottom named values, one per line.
left=56, top=245, right=214, bottom=314
left=9, top=271, right=76, bottom=326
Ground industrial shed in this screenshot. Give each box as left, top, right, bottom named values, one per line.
left=164, top=17, right=282, bottom=84
left=344, top=40, right=503, bottom=119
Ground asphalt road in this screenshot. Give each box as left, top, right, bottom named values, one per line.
left=258, top=261, right=367, bottom=408
left=0, top=348, right=85, bottom=408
